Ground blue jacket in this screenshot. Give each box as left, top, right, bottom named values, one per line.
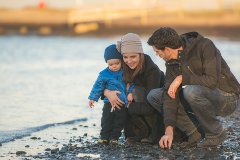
left=88, top=67, right=134, bottom=105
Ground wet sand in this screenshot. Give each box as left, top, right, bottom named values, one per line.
left=1, top=107, right=239, bottom=160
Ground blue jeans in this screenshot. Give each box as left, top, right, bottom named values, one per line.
left=147, top=88, right=197, bottom=136
left=183, top=85, right=239, bottom=137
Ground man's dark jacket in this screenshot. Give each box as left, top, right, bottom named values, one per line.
left=164, top=32, right=240, bottom=127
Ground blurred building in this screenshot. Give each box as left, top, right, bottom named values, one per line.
left=0, top=0, right=240, bottom=10
left=0, top=0, right=240, bottom=35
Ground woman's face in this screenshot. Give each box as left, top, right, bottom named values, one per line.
left=123, top=53, right=140, bottom=69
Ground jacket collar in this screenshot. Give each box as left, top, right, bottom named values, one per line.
left=166, top=59, right=180, bottom=66
left=107, top=67, right=123, bottom=74
left=180, top=32, right=203, bottom=57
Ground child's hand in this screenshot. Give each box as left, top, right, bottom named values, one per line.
left=126, top=83, right=130, bottom=91
left=89, top=100, right=95, bottom=108
left=168, top=75, right=182, bottom=99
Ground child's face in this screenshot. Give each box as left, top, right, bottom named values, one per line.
left=107, top=59, right=121, bottom=72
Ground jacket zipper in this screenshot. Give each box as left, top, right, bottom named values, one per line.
left=187, top=66, right=194, bottom=74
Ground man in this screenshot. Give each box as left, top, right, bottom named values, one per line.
left=147, top=58, right=202, bottom=148
left=147, top=27, right=240, bottom=148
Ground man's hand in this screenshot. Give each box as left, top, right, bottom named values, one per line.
left=159, top=126, right=174, bottom=149
left=168, top=75, right=182, bottom=99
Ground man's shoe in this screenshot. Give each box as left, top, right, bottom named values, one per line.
left=98, top=139, right=108, bottom=144
left=197, top=130, right=227, bottom=148
left=180, top=130, right=202, bottom=148
left=109, top=139, right=119, bottom=145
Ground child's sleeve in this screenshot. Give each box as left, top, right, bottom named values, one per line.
left=128, top=83, right=135, bottom=93
left=88, top=74, right=106, bottom=102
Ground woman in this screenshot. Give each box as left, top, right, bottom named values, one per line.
left=104, top=33, right=165, bottom=143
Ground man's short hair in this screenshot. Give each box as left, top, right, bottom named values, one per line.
left=147, top=27, right=182, bottom=50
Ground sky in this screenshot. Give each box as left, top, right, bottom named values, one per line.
left=0, top=0, right=239, bottom=10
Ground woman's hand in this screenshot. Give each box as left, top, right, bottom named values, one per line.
left=127, top=93, right=133, bottom=102
left=168, top=75, right=182, bottom=99
left=127, top=93, right=133, bottom=108
left=159, top=126, right=174, bottom=149
left=104, top=89, right=125, bottom=109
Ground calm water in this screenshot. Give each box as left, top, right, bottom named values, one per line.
left=0, top=35, right=240, bottom=143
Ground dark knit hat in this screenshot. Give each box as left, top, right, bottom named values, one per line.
left=104, top=44, right=122, bottom=62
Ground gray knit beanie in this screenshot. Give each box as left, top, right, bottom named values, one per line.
left=116, top=33, right=144, bottom=54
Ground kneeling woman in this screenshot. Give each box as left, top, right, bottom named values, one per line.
left=104, top=33, right=165, bottom=143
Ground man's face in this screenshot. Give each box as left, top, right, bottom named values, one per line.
left=152, top=46, right=171, bottom=61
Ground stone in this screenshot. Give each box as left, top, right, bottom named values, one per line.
left=16, top=151, right=27, bottom=155
left=59, top=146, right=68, bottom=153
left=51, top=148, right=59, bottom=154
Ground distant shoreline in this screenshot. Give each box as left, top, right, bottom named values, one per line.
left=1, top=8, right=240, bottom=38
left=1, top=25, right=240, bottom=40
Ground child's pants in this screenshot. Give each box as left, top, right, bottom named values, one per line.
left=100, top=103, right=127, bottom=140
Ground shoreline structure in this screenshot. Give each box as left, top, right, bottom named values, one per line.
left=0, top=6, right=240, bottom=36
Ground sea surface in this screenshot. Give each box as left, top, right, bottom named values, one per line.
left=0, top=35, right=240, bottom=144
